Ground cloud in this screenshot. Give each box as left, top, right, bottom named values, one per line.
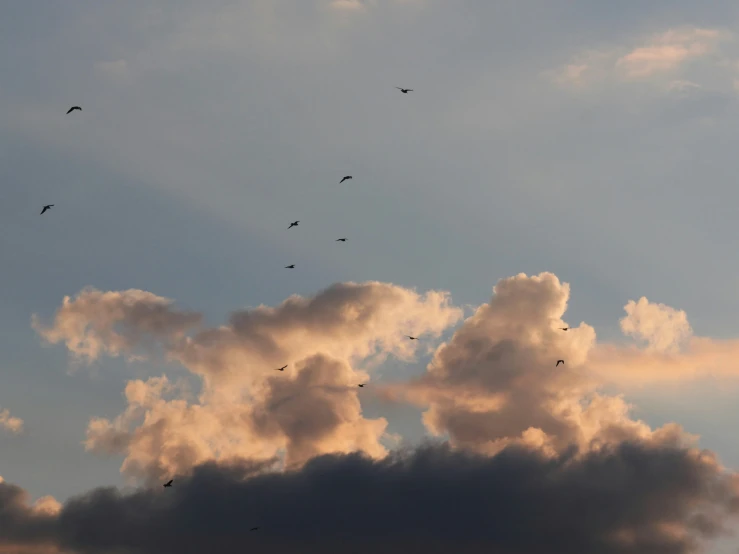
left=35, top=281, right=462, bottom=483
left=1, top=442, right=739, bottom=554
left=330, top=0, right=369, bottom=9
left=0, top=408, right=24, bottom=435
left=616, top=28, right=724, bottom=79
left=620, top=297, right=692, bottom=354
left=395, top=273, right=690, bottom=458
left=552, top=26, right=732, bottom=90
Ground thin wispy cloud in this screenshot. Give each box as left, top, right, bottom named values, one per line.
left=551, top=26, right=735, bottom=91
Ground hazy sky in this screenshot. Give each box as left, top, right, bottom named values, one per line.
left=4, top=1, right=739, bottom=553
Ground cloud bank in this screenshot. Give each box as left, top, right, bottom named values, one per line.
left=16, top=271, right=739, bottom=552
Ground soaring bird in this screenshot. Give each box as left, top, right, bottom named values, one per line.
left=275, top=365, right=287, bottom=371
left=250, top=527, right=260, bottom=531
left=336, top=238, right=347, bottom=242
left=285, top=264, right=295, bottom=269
left=40, top=204, right=54, bottom=215
left=288, top=221, right=299, bottom=229
left=163, top=480, right=173, bottom=488
left=340, top=176, right=352, bottom=184
left=406, top=335, right=418, bottom=340
left=556, top=360, right=565, bottom=367
left=66, top=106, right=81, bottom=114
left=559, top=327, right=569, bottom=331
left=395, top=87, right=413, bottom=94
left=358, top=384, right=366, bottom=388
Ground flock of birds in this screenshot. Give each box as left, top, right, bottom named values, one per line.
left=53, top=86, right=569, bottom=524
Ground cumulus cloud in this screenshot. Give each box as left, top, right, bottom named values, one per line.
left=1, top=442, right=739, bottom=554
left=620, top=297, right=692, bottom=353
left=35, top=281, right=462, bottom=483
left=0, top=408, right=24, bottom=435
left=395, top=273, right=691, bottom=458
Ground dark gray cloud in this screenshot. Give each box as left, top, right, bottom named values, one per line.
left=2, top=441, right=738, bottom=554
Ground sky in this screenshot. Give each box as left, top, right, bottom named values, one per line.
left=4, top=0, right=739, bottom=552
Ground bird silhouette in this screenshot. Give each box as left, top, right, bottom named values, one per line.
left=406, top=335, right=418, bottom=340
left=556, top=360, right=565, bottom=367
left=340, top=175, right=352, bottom=183
left=250, top=527, right=260, bottom=531
left=163, top=480, right=173, bottom=488
left=66, top=106, right=81, bottom=114
left=285, top=264, right=295, bottom=269
left=358, top=384, right=365, bottom=388
left=40, top=204, right=54, bottom=215
left=275, top=365, right=287, bottom=371
left=559, top=327, right=569, bottom=331
left=396, top=87, right=413, bottom=94
left=336, top=238, right=347, bottom=242
left=288, top=221, right=299, bottom=229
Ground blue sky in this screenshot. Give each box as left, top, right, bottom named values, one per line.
left=3, top=1, right=739, bottom=552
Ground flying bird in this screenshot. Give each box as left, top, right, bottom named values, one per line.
left=288, top=221, right=299, bottom=229
left=163, top=480, right=173, bottom=488
left=340, top=176, right=352, bottom=183
left=285, top=264, right=295, bottom=269
left=559, top=327, right=569, bottom=331
left=336, top=238, right=347, bottom=242
left=406, top=335, right=418, bottom=340
left=358, top=384, right=365, bottom=388
left=275, top=365, right=287, bottom=371
left=396, top=87, right=413, bottom=94
left=40, top=204, right=54, bottom=215
left=250, top=527, right=260, bottom=531
left=556, top=360, right=565, bottom=367
left=66, top=106, right=81, bottom=114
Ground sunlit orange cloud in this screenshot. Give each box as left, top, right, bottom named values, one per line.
left=34, top=281, right=463, bottom=483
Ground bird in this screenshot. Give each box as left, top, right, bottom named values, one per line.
left=288, top=221, right=299, bottom=229
left=336, top=238, right=347, bottom=242
left=275, top=365, right=287, bottom=371
left=406, top=335, right=418, bottom=340
left=556, top=360, right=565, bottom=367
left=66, top=106, right=81, bottom=114
left=40, top=204, right=54, bottom=215
left=285, top=264, right=295, bottom=269
left=250, top=527, right=260, bottom=531
left=358, top=384, right=365, bottom=388
left=163, top=480, right=173, bottom=488
left=396, top=87, right=413, bottom=94
left=559, top=327, right=569, bottom=331
left=340, top=176, right=352, bottom=184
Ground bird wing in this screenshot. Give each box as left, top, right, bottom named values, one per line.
left=66, top=108, right=73, bottom=114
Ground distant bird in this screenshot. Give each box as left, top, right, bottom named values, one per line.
left=340, top=176, right=352, bottom=184
left=275, top=365, right=287, bottom=372
left=250, top=527, right=260, bottom=531
left=406, top=335, right=418, bottom=340
left=559, top=327, right=569, bottom=331
left=163, top=480, right=173, bottom=488
left=556, top=360, right=565, bottom=367
left=40, top=204, right=54, bottom=215
left=395, top=87, right=413, bottom=94
left=336, top=238, right=347, bottom=242
left=288, top=221, right=299, bottom=229
left=285, top=264, right=295, bottom=269
left=358, top=384, right=365, bottom=388
left=66, top=106, right=81, bottom=114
